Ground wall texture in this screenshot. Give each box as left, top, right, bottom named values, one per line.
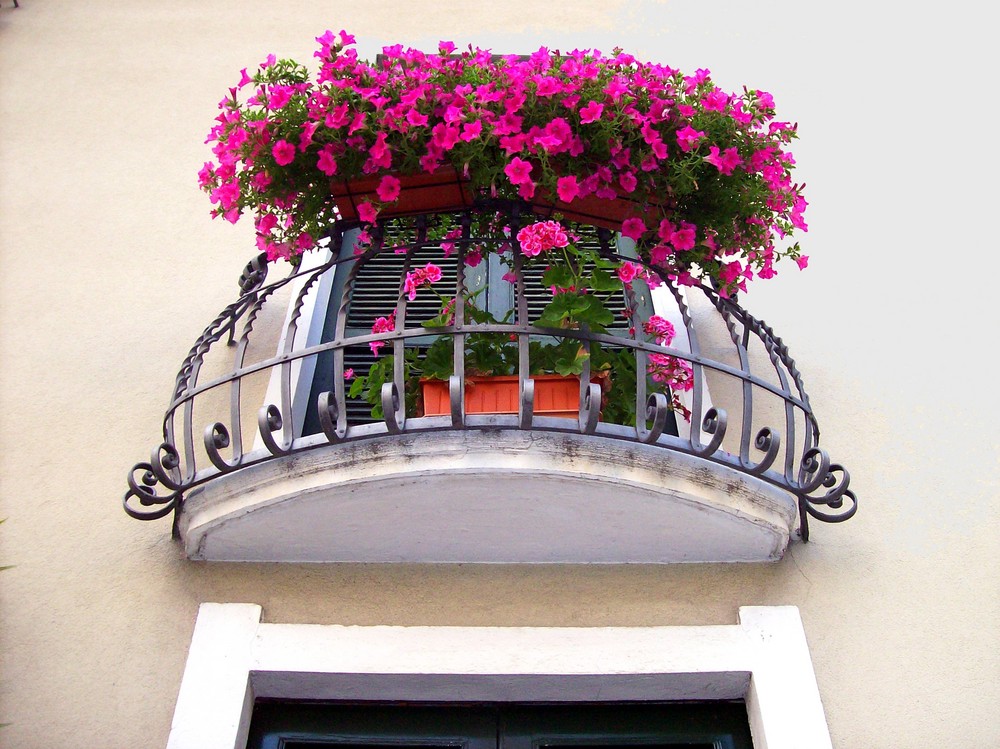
left=1, top=1, right=997, bottom=747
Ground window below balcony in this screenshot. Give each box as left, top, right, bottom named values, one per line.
left=246, top=701, right=753, bottom=749
left=165, top=604, right=834, bottom=749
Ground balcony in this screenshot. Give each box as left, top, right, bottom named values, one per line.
left=123, top=205, right=856, bottom=563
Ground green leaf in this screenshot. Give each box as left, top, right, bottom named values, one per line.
left=572, top=296, right=615, bottom=331
left=535, top=293, right=589, bottom=328
left=421, top=338, right=454, bottom=380
left=541, top=265, right=574, bottom=290
left=542, top=338, right=585, bottom=376
left=587, top=268, right=621, bottom=293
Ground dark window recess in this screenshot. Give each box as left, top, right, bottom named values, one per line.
left=247, top=702, right=753, bottom=749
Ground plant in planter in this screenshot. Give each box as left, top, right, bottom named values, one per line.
left=348, top=218, right=693, bottom=423
left=200, top=30, right=809, bottom=296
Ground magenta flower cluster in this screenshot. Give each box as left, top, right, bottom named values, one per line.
left=201, top=30, right=809, bottom=293
left=515, top=220, right=570, bottom=257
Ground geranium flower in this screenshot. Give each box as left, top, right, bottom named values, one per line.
left=616, top=261, right=644, bottom=284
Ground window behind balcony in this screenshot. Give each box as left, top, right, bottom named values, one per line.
left=300, top=222, right=644, bottom=435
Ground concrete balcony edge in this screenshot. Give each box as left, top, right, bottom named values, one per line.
left=178, top=429, right=799, bottom=563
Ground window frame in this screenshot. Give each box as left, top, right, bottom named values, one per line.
left=165, top=604, right=833, bottom=749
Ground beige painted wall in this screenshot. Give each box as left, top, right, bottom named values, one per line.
left=1, top=1, right=997, bottom=747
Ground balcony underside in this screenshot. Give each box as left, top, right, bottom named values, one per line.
left=179, top=428, right=799, bottom=563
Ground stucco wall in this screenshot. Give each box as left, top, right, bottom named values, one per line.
left=1, top=1, right=997, bottom=747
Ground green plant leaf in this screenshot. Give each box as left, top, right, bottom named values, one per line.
left=541, top=265, right=574, bottom=290
left=587, top=268, right=621, bottom=293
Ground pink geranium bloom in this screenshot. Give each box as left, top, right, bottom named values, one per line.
left=370, top=312, right=396, bottom=355
left=376, top=175, right=401, bottom=202
left=643, top=315, right=675, bottom=346
left=516, top=220, right=569, bottom=257
left=616, top=261, right=644, bottom=284
left=403, top=263, right=443, bottom=300
left=272, top=139, right=296, bottom=166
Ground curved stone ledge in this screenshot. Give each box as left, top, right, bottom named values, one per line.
left=178, top=429, right=799, bottom=563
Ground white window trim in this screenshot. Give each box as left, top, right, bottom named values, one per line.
left=257, top=243, right=338, bottom=445
left=166, top=603, right=831, bottom=749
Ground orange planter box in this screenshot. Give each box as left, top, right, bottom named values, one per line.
left=421, top=374, right=583, bottom=418
left=331, top=168, right=474, bottom=222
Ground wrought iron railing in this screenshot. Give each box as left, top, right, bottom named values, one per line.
left=124, top=205, right=856, bottom=540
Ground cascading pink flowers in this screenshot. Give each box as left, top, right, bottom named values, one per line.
left=201, top=31, right=809, bottom=295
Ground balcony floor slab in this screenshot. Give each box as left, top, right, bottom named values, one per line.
left=178, top=429, right=798, bottom=563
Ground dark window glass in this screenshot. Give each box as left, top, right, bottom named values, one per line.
left=247, top=702, right=752, bottom=749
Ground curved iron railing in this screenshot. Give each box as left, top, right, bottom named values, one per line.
left=124, top=205, right=856, bottom=540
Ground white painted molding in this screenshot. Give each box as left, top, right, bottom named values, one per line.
left=167, top=604, right=832, bottom=749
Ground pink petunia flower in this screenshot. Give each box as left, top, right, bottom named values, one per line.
left=272, top=140, right=296, bottom=166
left=705, top=146, right=743, bottom=176
left=670, top=222, right=697, bottom=251
left=579, top=101, right=604, bottom=124
left=376, top=175, right=401, bottom=202
left=621, top=217, right=647, bottom=241
left=357, top=201, right=378, bottom=223
left=556, top=176, right=580, bottom=203
left=504, top=157, right=533, bottom=186
left=317, top=146, right=338, bottom=176
left=675, top=125, right=705, bottom=153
